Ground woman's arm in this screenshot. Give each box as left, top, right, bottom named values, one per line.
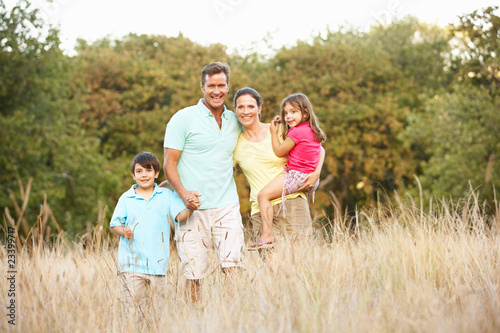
left=297, top=146, right=325, bottom=192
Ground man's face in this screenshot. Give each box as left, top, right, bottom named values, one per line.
left=201, top=72, right=229, bottom=112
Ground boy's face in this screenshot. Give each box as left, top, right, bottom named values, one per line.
left=132, top=163, right=159, bottom=192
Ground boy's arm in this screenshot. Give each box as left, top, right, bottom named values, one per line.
left=175, top=208, right=194, bottom=223
left=297, top=146, right=325, bottom=192
left=109, top=199, right=133, bottom=239
left=111, top=225, right=134, bottom=239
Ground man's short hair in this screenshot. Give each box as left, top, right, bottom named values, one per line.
left=201, top=62, right=230, bottom=86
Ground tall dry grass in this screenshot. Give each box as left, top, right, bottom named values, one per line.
left=1, top=186, right=499, bottom=332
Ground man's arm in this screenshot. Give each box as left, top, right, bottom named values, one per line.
left=164, top=147, right=201, bottom=210
left=297, top=146, right=325, bottom=192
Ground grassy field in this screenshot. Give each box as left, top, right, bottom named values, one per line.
left=1, top=192, right=499, bottom=332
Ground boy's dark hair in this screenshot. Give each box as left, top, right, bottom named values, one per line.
left=130, top=152, right=160, bottom=175
left=201, top=62, right=230, bottom=86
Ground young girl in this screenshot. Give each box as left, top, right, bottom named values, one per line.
left=251, top=93, right=326, bottom=248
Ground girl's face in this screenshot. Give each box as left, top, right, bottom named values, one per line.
left=235, top=94, right=261, bottom=128
left=283, top=102, right=307, bottom=128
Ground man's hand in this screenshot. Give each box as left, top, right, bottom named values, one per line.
left=182, top=190, right=202, bottom=210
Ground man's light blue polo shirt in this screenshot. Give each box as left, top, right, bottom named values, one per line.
left=164, top=99, right=242, bottom=210
left=110, top=184, right=185, bottom=275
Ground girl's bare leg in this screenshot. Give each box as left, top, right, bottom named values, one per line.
left=255, top=175, right=285, bottom=245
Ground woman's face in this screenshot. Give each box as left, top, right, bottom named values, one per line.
left=235, top=94, right=261, bottom=128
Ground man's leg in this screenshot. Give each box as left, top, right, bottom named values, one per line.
left=186, top=279, right=201, bottom=303
left=212, top=203, right=245, bottom=270
left=176, top=210, right=211, bottom=302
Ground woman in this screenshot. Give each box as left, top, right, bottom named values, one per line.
left=232, top=87, right=325, bottom=248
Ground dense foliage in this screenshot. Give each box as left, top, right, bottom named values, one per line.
left=1, top=1, right=498, bottom=238
left=0, top=1, right=119, bottom=236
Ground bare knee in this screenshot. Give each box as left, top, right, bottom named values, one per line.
left=258, top=189, right=271, bottom=203
left=257, top=191, right=265, bottom=203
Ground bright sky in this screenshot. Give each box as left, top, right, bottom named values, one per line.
left=7, top=0, right=499, bottom=54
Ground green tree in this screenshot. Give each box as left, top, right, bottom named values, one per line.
left=0, top=1, right=119, bottom=237
left=75, top=34, right=230, bottom=194
left=403, top=6, right=500, bottom=208
left=450, top=6, right=500, bottom=95
left=368, top=17, right=452, bottom=108
left=253, top=18, right=450, bottom=214
left=404, top=86, right=499, bottom=202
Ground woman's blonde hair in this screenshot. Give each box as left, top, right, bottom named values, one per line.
left=280, top=93, right=326, bottom=143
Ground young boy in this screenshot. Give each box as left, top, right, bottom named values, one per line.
left=110, top=152, right=193, bottom=318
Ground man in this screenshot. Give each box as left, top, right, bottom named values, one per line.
left=163, top=62, right=244, bottom=301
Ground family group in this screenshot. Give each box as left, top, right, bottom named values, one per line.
left=109, top=62, right=326, bottom=316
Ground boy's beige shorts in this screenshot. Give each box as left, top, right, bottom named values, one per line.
left=120, top=272, right=166, bottom=313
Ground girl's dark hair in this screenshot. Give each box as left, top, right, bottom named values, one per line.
left=130, top=152, right=160, bottom=175
left=233, top=87, right=263, bottom=108
left=280, top=93, right=326, bottom=143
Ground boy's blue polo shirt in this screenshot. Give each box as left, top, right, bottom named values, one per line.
left=110, top=184, right=185, bottom=275
left=164, top=99, right=242, bottom=210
